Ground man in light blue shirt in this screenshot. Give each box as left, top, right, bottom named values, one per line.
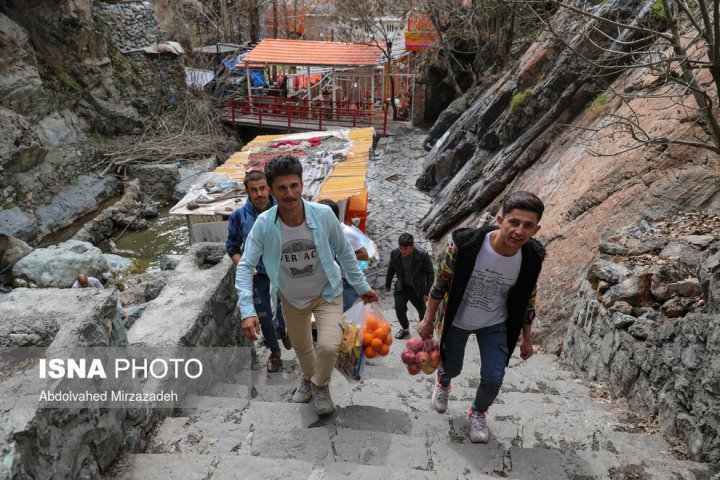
left=235, top=155, right=378, bottom=415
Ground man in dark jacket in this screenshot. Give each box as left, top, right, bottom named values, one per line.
left=385, top=233, right=434, bottom=339
left=417, top=191, right=545, bottom=444
left=226, top=170, right=290, bottom=372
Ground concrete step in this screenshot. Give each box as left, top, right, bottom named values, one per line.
left=207, top=383, right=250, bottom=399
left=121, top=453, right=217, bottom=480
left=148, top=417, right=250, bottom=455
left=123, top=453, right=504, bottom=480
left=182, top=395, right=249, bottom=423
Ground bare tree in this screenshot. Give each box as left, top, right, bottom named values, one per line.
left=333, top=0, right=413, bottom=120
left=531, top=0, right=720, bottom=154
left=416, top=0, right=542, bottom=91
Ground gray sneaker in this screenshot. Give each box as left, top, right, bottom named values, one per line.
left=311, top=383, right=335, bottom=415
left=431, top=380, right=450, bottom=413
left=468, top=409, right=489, bottom=444
left=292, top=378, right=312, bottom=403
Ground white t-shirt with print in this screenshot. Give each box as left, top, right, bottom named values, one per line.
left=452, top=232, right=522, bottom=331
left=278, top=218, right=329, bottom=309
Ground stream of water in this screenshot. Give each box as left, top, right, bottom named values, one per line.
left=109, top=205, right=190, bottom=271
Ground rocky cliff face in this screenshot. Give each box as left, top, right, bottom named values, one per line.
left=416, top=0, right=720, bottom=346
left=0, top=1, right=186, bottom=244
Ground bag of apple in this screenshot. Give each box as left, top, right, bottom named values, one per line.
left=401, top=336, right=441, bottom=375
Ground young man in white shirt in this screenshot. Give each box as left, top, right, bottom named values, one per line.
left=417, top=191, right=545, bottom=444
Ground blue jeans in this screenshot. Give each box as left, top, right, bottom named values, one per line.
left=342, top=279, right=359, bottom=312
left=253, top=274, right=286, bottom=354
left=438, top=322, right=508, bottom=412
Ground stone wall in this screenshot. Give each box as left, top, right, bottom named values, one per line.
left=94, top=1, right=160, bottom=53
left=0, top=243, right=250, bottom=477
left=127, top=243, right=246, bottom=347
left=0, top=288, right=135, bottom=479
left=562, top=216, right=720, bottom=464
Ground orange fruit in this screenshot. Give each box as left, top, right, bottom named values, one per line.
left=377, top=323, right=390, bottom=337
left=364, top=346, right=377, bottom=358
left=379, top=344, right=390, bottom=356
left=385, top=334, right=393, bottom=345
left=371, top=338, right=383, bottom=350
left=362, top=333, right=374, bottom=346
left=373, top=329, right=385, bottom=340
left=365, top=317, right=378, bottom=331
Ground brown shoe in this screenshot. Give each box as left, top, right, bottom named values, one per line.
left=267, top=352, right=281, bottom=372
left=278, top=328, right=292, bottom=350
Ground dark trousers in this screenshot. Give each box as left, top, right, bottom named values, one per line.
left=438, top=322, right=508, bottom=412
left=253, top=274, right=286, bottom=354
left=393, top=287, right=426, bottom=330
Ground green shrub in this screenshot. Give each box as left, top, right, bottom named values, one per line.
left=510, top=88, right=533, bottom=116
left=652, top=0, right=666, bottom=19
left=590, top=93, right=612, bottom=114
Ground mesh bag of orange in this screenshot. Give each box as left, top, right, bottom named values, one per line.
left=335, top=302, right=391, bottom=381
left=358, top=302, right=392, bottom=359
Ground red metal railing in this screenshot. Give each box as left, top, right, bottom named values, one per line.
left=224, top=95, right=388, bottom=135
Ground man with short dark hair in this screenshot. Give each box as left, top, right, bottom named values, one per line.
left=385, top=233, right=434, bottom=339
left=235, top=155, right=378, bottom=416
left=318, top=198, right=369, bottom=311
left=417, top=191, right=546, bottom=444
left=226, top=170, right=290, bottom=372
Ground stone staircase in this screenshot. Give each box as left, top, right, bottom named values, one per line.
left=111, top=129, right=713, bottom=478
left=112, top=298, right=712, bottom=480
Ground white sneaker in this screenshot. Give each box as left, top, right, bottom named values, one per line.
left=431, top=379, right=450, bottom=413
left=468, top=408, right=489, bottom=444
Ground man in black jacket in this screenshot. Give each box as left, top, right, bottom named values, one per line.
left=417, top=191, right=545, bottom=444
left=385, top=233, right=434, bottom=339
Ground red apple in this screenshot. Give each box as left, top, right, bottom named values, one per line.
left=406, top=336, right=423, bottom=352
left=400, top=349, right=416, bottom=365
left=407, top=363, right=421, bottom=375
left=416, top=351, right=430, bottom=366
left=429, top=351, right=441, bottom=368
left=421, top=363, right=436, bottom=375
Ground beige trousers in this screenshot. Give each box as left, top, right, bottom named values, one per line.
left=279, top=293, right=343, bottom=387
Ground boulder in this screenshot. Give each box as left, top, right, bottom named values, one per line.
left=103, top=254, right=134, bottom=276
left=611, top=311, right=636, bottom=329
left=0, top=234, right=32, bottom=284
left=12, top=240, right=108, bottom=287
left=650, top=263, right=691, bottom=300
left=680, top=235, right=715, bottom=248
left=601, top=272, right=653, bottom=307
left=0, top=207, right=39, bottom=242
left=660, top=297, right=694, bottom=318
left=628, top=318, right=655, bottom=340
left=598, top=242, right=630, bottom=256
left=588, top=260, right=631, bottom=286
left=160, top=254, right=183, bottom=271
left=699, top=244, right=720, bottom=313
left=659, top=242, right=700, bottom=268
left=665, top=278, right=703, bottom=298
left=36, top=174, right=120, bottom=234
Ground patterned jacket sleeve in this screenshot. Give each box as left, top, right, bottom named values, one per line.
left=428, top=241, right=457, bottom=300
left=525, top=288, right=537, bottom=324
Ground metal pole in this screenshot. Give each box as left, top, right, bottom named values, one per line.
left=410, top=74, right=416, bottom=124
left=332, top=66, right=336, bottom=118
left=245, top=64, right=252, bottom=101
left=307, top=65, right=311, bottom=99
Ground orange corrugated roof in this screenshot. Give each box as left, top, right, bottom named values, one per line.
left=242, top=39, right=383, bottom=67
